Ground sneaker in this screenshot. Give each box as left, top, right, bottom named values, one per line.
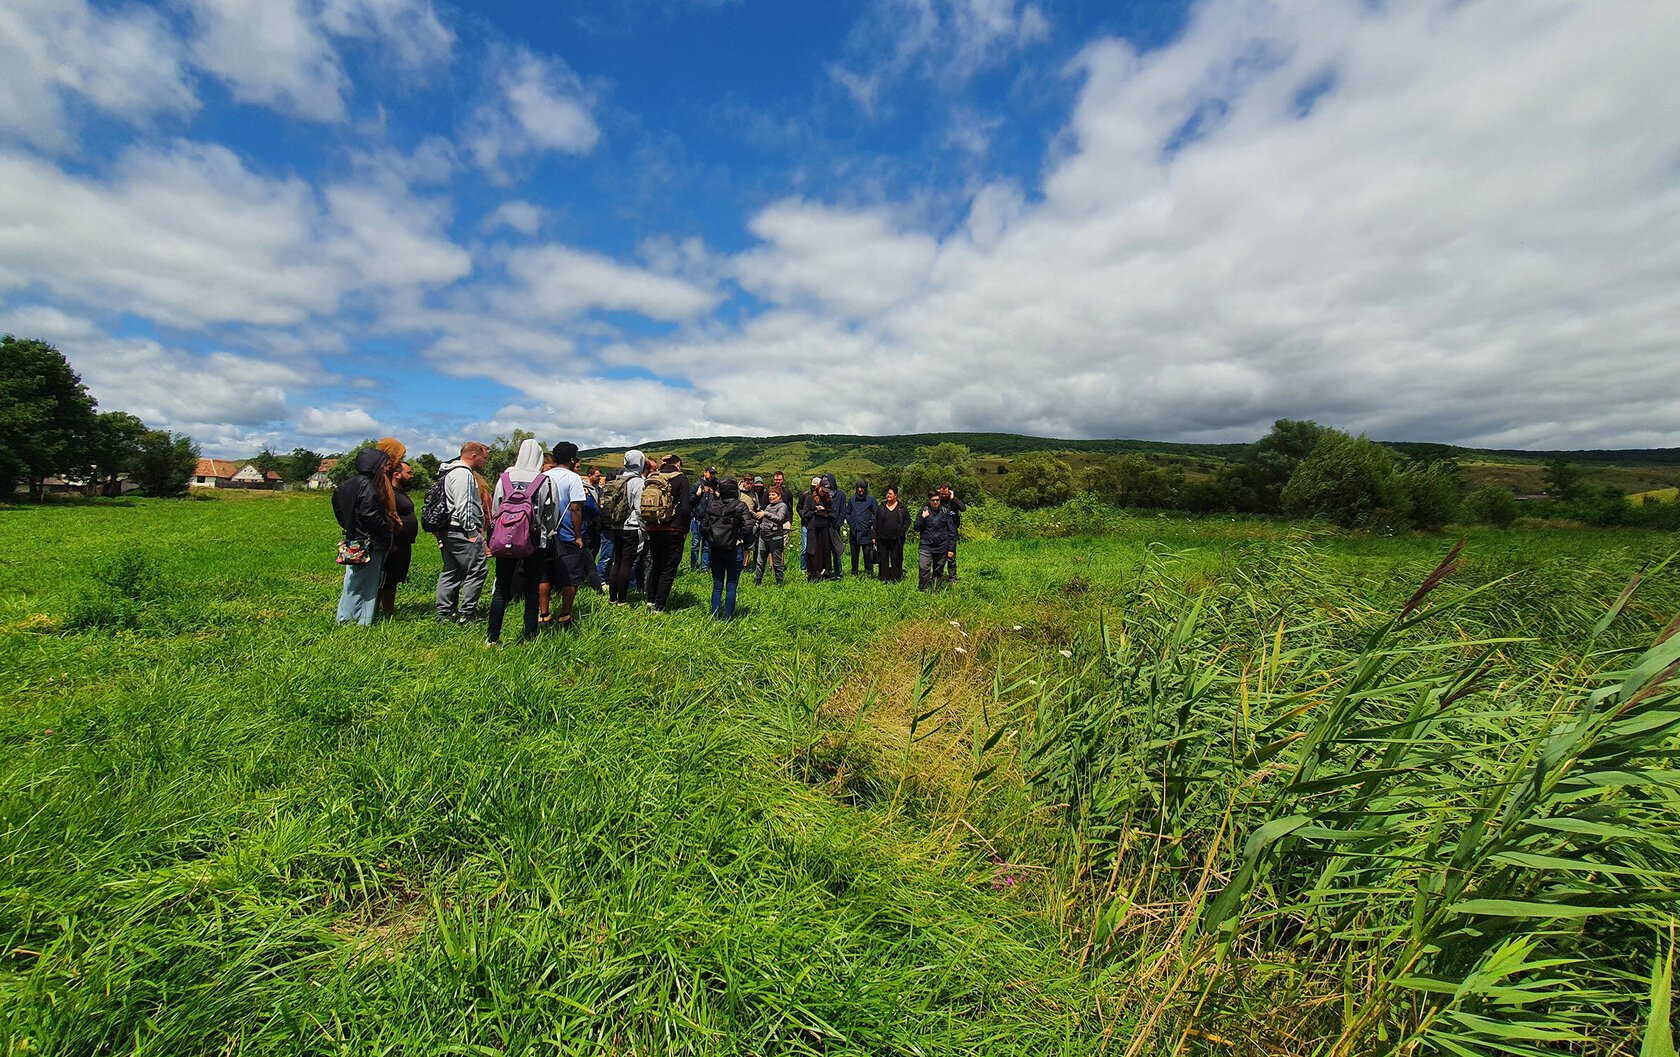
left=645, top=602, right=656, bottom=613
left=484, top=640, right=500, bottom=649
left=456, top=613, right=474, bottom=626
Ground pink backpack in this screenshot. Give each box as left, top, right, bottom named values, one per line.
left=487, top=472, right=538, bottom=559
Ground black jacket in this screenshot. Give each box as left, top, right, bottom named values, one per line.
left=843, top=486, right=879, bottom=541
left=700, top=478, right=754, bottom=551
left=913, top=503, right=958, bottom=552
left=332, top=448, right=393, bottom=549
left=394, top=488, right=418, bottom=547
left=875, top=501, right=910, bottom=542
left=798, top=487, right=835, bottom=529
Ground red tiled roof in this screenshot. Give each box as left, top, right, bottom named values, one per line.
left=194, top=458, right=240, bottom=479
left=318, top=458, right=339, bottom=472
left=264, top=470, right=282, bottom=481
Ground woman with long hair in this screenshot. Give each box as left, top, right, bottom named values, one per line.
left=332, top=444, right=403, bottom=625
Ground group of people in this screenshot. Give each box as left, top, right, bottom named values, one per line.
left=331, top=438, right=968, bottom=640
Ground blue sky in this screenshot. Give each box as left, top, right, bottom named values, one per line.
left=2, top=0, right=1678, bottom=456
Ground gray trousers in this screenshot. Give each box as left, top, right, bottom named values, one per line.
left=918, top=547, right=954, bottom=591
left=437, top=532, right=488, bottom=619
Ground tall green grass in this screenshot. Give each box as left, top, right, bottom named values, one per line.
left=1, top=493, right=1676, bottom=1054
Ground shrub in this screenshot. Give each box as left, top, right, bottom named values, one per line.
left=1281, top=432, right=1408, bottom=529
left=1398, top=462, right=1461, bottom=531
left=66, top=549, right=167, bottom=631
left=1000, top=452, right=1074, bottom=508
left=1463, top=485, right=1518, bottom=528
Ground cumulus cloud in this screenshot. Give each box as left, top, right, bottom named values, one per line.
left=501, top=244, right=719, bottom=322
left=0, top=138, right=471, bottom=329
left=0, top=0, right=197, bottom=152
left=183, top=0, right=347, bottom=122
left=319, top=0, right=452, bottom=70
left=732, top=200, right=937, bottom=317
left=465, top=46, right=600, bottom=176
left=483, top=200, right=545, bottom=236
left=600, top=0, right=1680, bottom=448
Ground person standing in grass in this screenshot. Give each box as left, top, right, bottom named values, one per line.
left=435, top=441, right=490, bottom=625
left=690, top=466, right=718, bottom=571
left=737, top=476, right=760, bottom=571
left=377, top=458, right=419, bottom=618
left=542, top=441, right=590, bottom=629
left=821, top=474, right=845, bottom=579
left=642, top=454, right=693, bottom=614
left=938, top=484, right=967, bottom=582
left=484, top=439, right=557, bottom=646
left=914, top=490, right=957, bottom=592
left=701, top=476, right=754, bottom=619
left=843, top=479, right=879, bottom=578
left=799, top=476, right=835, bottom=582
left=753, top=484, right=791, bottom=586
left=606, top=450, right=649, bottom=606
left=875, top=485, right=910, bottom=584
left=332, top=446, right=399, bottom=625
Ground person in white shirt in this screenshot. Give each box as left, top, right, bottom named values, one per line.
left=541, top=441, right=590, bottom=628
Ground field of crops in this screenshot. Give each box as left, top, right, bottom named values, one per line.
left=2, top=492, right=1678, bottom=1055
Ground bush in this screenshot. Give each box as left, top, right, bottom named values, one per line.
left=66, top=550, right=168, bottom=631
left=1280, top=432, right=1408, bottom=529
left=1398, top=463, right=1461, bottom=531
left=1463, top=485, right=1519, bottom=528
left=1080, top=454, right=1184, bottom=509
left=1000, top=452, right=1074, bottom=508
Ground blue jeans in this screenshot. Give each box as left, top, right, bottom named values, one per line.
left=336, top=549, right=387, bottom=625
left=595, top=532, right=614, bottom=578
left=690, top=518, right=709, bottom=569
left=798, top=526, right=808, bottom=572
left=710, top=545, right=741, bottom=619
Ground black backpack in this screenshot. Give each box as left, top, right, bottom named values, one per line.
left=705, top=503, right=739, bottom=553
left=420, top=465, right=468, bottom=536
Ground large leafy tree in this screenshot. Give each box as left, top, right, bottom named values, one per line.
left=899, top=442, right=983, bottom=505
left=1221, top=418, right=1330, bottom=514
left=1001, top=451, right=1074, bottom=508
left=1080, top=454, right=1185, bottom=509
left=282, top=447, right=324, bottom=483
left=1281, top=431, right=1409, bottom=529
left=83, top=411, right=150, bottom=496
left=129, top=430, right=200, bottom=497
left=0, top=335, right=99, bottom=499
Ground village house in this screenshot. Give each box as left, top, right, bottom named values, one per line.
left=306, top=458, right=338, bottom=490
left=190, top=459, right=241, bottom=489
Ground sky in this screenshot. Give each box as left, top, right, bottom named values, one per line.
left=2, top=0, right=1678, bottom=457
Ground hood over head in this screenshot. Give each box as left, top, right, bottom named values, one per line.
left=376, top=438, right=406, bottom=465
left=853, top=479, right=868, bottom=494
left=719, top=476, right=739, bottom=500
left=623, top=449, right=647, bottom=473
left=354, top=448, right=389, bottom=476
left=512, top=438, right=546, bottom=474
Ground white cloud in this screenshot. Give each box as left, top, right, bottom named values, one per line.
left=833, top=0, right=1051, bottom=107
left=465, top=46, right=600, bottom=176
left=484, top=200, right=545, bottom=236
left=501, top=244, right=719, bottom=321
left=296, top=404, right=381, bottom=437
left=0, top=0, right=197, bottom=152
left=733, top=200, right=937, bottom=317
left=591, top=0, right=1680, bottom=448
left=324, top=180, right=472, bottom=290
left=319, top=0, right=452, bottom=70
left=183, top=0, right=347, bottom=122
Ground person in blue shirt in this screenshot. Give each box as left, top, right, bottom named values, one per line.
left=843, top=479, right=880, bottom=577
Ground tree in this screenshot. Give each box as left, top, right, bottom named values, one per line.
left=1001, top=452, right=1074, bottom=508
left=1280, top=431, right=1408, bottom=529
left=1397, top=462, right=1462, bottom=531
left=485, top=430, right=535, bottom=480
left=282, top=447, right=324, bottom=483
left=1221, top=419, right=1330, bottom=513
left=327, top=440, right=379, bottom=486
left=412, top=452, right=441, bottom=480
left=1543, top=459, right=1586, bottom=502
left=83, top=411, right=149, bottom=496
left=0, top=335, right=99, bottom=499
left=129, top=430, right=200, bottom=497
left=1463, top=485, right=1519, bottom=528
left=253, top=448, right=282, bottom=479
left=1080, top=454, right=1184, bottom=508
left=899, top=442, right=982, bottom=505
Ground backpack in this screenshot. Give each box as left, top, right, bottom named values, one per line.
left=705, top=504, right=739, bottom=553
left=420, top=465, right=468, bottom=536
left=600, top=476, right=632, bottom=530
left=639, top=470, right=681, bottom=526
left=487, top=472, right=538, bottom=558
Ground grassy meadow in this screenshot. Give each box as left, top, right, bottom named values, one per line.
left=2, top=491, right=1679, bottom=1055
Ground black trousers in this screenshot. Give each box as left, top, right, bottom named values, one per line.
left=807, top=524, right=832, bottom=581
left=608, top=529, right=640, bottom=603
left=877, top=538, right=905, bottom=582
left=486, top=556, right=541, bottom=642
left=645, top=531, right=685, bottom=609
left=849, top=537, right=876, bottom=576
